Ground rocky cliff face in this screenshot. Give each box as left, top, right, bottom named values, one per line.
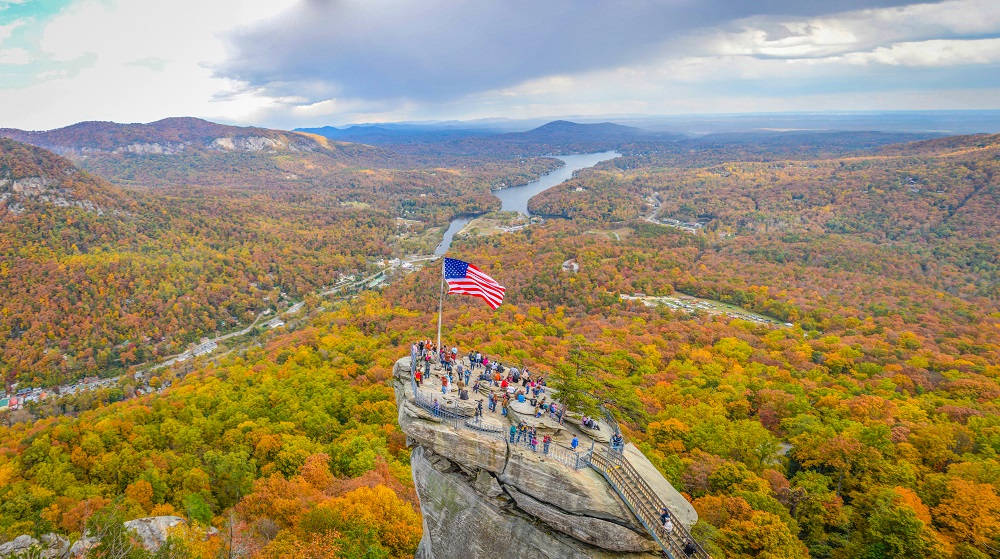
left=392, top=357, right=696, bottom=559
left=0, top=138, right=119, bottom=216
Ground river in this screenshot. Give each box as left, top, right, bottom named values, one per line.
left=434, top=151, right=620, bottom=255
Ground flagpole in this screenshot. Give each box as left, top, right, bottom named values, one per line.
left=437, top=258, right=445, bottom=351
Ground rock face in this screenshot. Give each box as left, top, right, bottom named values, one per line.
left=1, top=515, right=189, bottom=558
left=0, top=533, right=68, bottom=558
left=123, top=516, right=186, bottom=552
left=393, top=357, right=697, bottom=559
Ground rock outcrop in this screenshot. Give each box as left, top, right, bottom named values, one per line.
left=0, top=515, right=191, bottom=558
left=393, top=357, right=697, bottom=559
left=123, top=516, right=186, bottom=552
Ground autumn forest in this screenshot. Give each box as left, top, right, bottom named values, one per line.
left=0, top=118, right=998, bottom=559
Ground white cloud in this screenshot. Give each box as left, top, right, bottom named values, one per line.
left=1, top=0, right=296, bottom=129
left=1, top=0, right=999, bottom=129
left=0, top=46, right=28, bottom=63
left=0, top=18, right=26, bottom=44
left=841, top=38, right=1000, bottom=66
left=711, top=0, right=1000, bottom=60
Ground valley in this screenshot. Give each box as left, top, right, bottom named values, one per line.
left=0, top=116, right=998, bottom=559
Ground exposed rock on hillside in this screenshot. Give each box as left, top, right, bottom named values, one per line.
left=0, top=515, right=190, bottom=558
left=0, top=117, right=331, bottom=156
left=0, top=138, right=124, bottom=216
left=392, top=357, right=696, bottom=558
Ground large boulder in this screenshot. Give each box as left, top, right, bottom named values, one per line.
left=0, top=535, right=39, bottom=557
left=398, top=400, right=508, bottom=473
left=499, top=444, right=638, bottom=528
left=40, top=534, right=69, bottom=558
left=68, top=536, right=97, bottom=557
left=411, top=447, right=657, bottom=559
left=505, top=486, right=657, bottom=553
left=122, top=516, right=186, bottom=552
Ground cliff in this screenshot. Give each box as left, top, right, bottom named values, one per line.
left=392, top=357, right=699, bottom=559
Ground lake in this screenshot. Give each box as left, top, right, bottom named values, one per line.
left=434, top=151, right=620, bottom=255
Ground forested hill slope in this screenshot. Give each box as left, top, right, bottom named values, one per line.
left=0, top=138, right=131, bottom=215
left=0, top=117, right=342, bottom=156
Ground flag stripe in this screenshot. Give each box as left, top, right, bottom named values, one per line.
left=447, top=285, right=503, bottom=300
left=448, top=280, right=504, bottom=297
left=443, top=257, right=505, bottom=309
left=448, top=288, right=503, bottom=305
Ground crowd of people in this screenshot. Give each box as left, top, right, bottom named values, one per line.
left=411, top=339, right=563, bottom=423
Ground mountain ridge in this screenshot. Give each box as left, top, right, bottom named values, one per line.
left=0, top=117, right=333, bottom=156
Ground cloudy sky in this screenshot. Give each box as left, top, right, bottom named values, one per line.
left=1, top=0, right=999, bottom=130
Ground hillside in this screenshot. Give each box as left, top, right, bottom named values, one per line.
left=0, top=138, right=129, bottom=216
left=0, top=138, right=566, bottom=388
left=0, top=117, right=331, bottom=156
left=0, top=131, right=998, bottom=559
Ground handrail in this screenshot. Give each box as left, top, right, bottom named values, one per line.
left=586, top=449, right=710, bottom=558
left=508, top=435, right=590, bottom=469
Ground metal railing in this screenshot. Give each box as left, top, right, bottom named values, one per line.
left=585, top=449, right=710, bottom=559
left=508, top=433, right=592, bottom=469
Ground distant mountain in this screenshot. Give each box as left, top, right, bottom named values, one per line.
left=505, top=120, right=653, bottom=143
left=296, top=123, right=493, bottom=144
left=0, top=117, right=335, bottom=156
left=0, top=138, right=127, bottom=216
left=297, top=119, right=665, bottom=149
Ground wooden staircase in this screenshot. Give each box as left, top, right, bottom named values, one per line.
left=586, top=449, right=711, bottom=559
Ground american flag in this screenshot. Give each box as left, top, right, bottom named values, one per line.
left=444, top=257, right=505, bottom=309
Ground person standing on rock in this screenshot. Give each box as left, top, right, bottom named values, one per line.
left=415, top=370, right=422, bottom=387
left=476, top=399, right=483, bottom=419
left=441, top=375, right=448, bottom=395
left=543, top=434, right=552, bottom=454
left=571, top=435, right=579, bottom=451
left=660, top=508, right=671, bottom=525
left=509, top=424, right=517, bottom=443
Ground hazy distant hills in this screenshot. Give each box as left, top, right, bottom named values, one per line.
left=504, top=120, right=653, bottom=142
left=298, top=119, right=666, bottom=147
left=296, top=123, right=494, bottom=144
left=0, top=116, right=951, bottom=190
left=0, top=117, right=341, bottom=156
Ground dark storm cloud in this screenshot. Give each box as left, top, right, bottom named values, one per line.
left=218, top=0, right=931, bottom=102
